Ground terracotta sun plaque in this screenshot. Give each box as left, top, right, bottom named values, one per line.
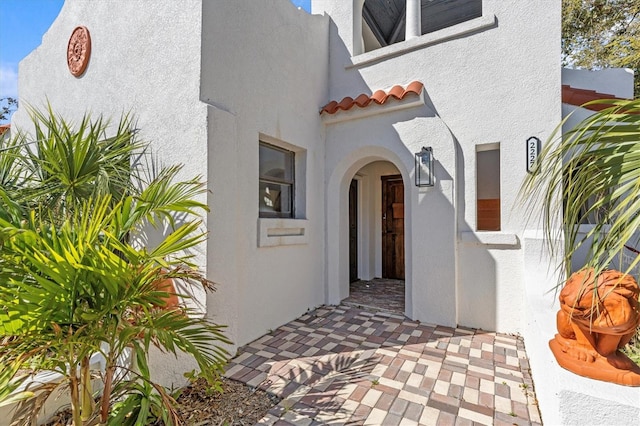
left=67, top=26, right=91, bottom=77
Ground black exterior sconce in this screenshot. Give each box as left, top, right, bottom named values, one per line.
left=415, top=146, right=434, bottom=187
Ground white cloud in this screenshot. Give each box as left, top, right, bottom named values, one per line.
left=0, top=64, right=18, bottom=99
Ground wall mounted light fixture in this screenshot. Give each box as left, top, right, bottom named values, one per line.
left=415, top=146, right=434, bottom=187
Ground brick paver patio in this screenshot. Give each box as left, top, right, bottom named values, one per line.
left=224, top=305, right=541, bottom=425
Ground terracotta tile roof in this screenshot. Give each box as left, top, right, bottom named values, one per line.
left=562, top=84, right=628, bottom=111
left=0, top=124, right=10, bottom=135
left=321, top=81, right=424, bottom=115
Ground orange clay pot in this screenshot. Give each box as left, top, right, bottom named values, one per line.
left=549, top=268, right=640, bottom=386
left=151, top=276, right=180, bottom=310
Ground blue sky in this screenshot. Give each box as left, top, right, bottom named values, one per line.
left=0, top=0, right=311, bottom=112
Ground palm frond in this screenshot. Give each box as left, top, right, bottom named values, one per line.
left=520, top=98, right=640, bottom=281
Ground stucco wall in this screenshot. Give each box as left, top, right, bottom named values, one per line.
left=316, top=0, right=562, bottom=332
left=563, top=67, right=635, bottom=99
left=324, top=104, right=458, bottom=326
left=11, top=0, right=209, bottom=386
left=200, top=0, right=329, bottom=347
left=562, top=67, right=635, bottom=136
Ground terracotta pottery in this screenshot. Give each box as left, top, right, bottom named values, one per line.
left=549, top=268, right=640, bottom=386
left=67, top=26, right=91, bottom=77
left=151, top=276, right=180, bottom=310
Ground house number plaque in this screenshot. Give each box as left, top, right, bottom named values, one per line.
left=67, top=26, right=91, bottom=77
left=526, top=136, right=541, bottom=173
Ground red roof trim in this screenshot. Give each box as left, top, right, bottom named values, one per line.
left=562, top=85, right=629, bottom=112
left=321, top=81, right=424, bottom=115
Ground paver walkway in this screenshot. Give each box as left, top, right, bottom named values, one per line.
left=343, top=279, right=405, bottom=313
left=224, top=305, right=541, bottom=425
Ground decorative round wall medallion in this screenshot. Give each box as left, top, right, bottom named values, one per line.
left=67, top=26, right=91, bottom=77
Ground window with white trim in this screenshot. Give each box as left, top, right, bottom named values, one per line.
left=259, top=142, right=295, bottom=218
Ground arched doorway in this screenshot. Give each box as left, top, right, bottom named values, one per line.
left=342, top=161, right=407, bottom=314
left=325, top=146, right=413, bottom=318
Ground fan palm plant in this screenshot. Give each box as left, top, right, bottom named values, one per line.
left=1, top=104, right=142, bottom=219
left=0, top=107, right=229, bottom=425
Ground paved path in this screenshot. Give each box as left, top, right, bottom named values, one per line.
left=224, top=305, right=541, bottom=425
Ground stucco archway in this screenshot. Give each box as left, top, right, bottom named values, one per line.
left=326, top=145, right=414, bottom=317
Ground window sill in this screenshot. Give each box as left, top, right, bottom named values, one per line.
left=258, top=218, right=309, bottom=247
left=460, top=231, right=519, bottom=247
left=348, top=14, right=497, bottom=69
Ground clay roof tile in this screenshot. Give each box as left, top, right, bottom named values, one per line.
left=562, top=84, right=628, bottom=111
left=320, top=81, right=424, bottom=115
left=370, top=89, right=388, bottom=104
left=354, top=93, right=373, bottom=107
left=386, top=84, right=406, bottom=100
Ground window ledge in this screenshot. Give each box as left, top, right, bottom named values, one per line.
left=258, top=218, right=309, bottom=247
left=460, top=231, right=519, bottom=247
left=348, top=14, right=497, bottom=69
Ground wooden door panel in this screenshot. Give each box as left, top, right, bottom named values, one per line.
left=382, top=175, right=404, bottom=279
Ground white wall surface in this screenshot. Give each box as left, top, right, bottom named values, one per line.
left=12, top=0, right=209, bottom=387
left=563, top=67, right=635, bottom=99
left=200, top=0, right=329, bottom=348
left=562, top=67, right=635, bottom=135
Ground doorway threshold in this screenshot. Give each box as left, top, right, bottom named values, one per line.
left=342, top=278, right=404, bottom=315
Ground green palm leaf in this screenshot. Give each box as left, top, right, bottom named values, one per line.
left=521, top=98, right=640, bottom=279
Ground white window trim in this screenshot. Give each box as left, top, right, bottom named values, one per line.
left=257, top=134, right=308, bottom=247
left=460, top=231, right=518, bottom=247
left=348, top=14, right=496, bottom=69
left=257, top=218, right=309, bottom=247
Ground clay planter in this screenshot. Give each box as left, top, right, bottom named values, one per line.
left=549, top=268, right=640, bottom=386
left=151, top=276, right=180, bottom=310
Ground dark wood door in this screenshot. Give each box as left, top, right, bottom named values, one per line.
left=349, top=179, right=358, bottom=282
left=382, top=175, right=404, bottom=279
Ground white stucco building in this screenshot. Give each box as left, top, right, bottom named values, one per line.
left=10, top=0, right=638, bottom=423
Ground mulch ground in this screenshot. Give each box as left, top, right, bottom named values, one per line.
left=171, top=377, right=279, bottom=425
left=44, top=377, right=279, bottom=425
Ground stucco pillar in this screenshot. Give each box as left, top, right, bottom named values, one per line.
left=406, top=0, right=421, bottom=40
left=353, top=0, right=365, bottom=55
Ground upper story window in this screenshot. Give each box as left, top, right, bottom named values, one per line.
left=259, top=142, right=295, bottom=218
left=362, top=0, right=483, bottom=53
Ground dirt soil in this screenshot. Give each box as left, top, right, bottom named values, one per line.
left=171, top=377, right=280, bottom=425
left=44, top=377, right=279, bottom=426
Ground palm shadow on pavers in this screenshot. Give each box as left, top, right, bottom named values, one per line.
left=265, top=350, right=380, bottom=422
left=224, top=305, right=541, bottom=426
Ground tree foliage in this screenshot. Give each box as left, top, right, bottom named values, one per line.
left=562, top=0, right=640, bottom=97
left=0, top=97, right=17, bottom=122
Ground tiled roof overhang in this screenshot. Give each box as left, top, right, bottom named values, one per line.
left=562, top=84, right=629, bottom=111
left=0, top=124, right=10, bottom=135
left=320, top=81, right=424, bottom=115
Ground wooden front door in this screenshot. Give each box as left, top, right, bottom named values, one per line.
left=349, top=179, right=358, bottom=282
left=382, top=175, right=405, bottom=279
